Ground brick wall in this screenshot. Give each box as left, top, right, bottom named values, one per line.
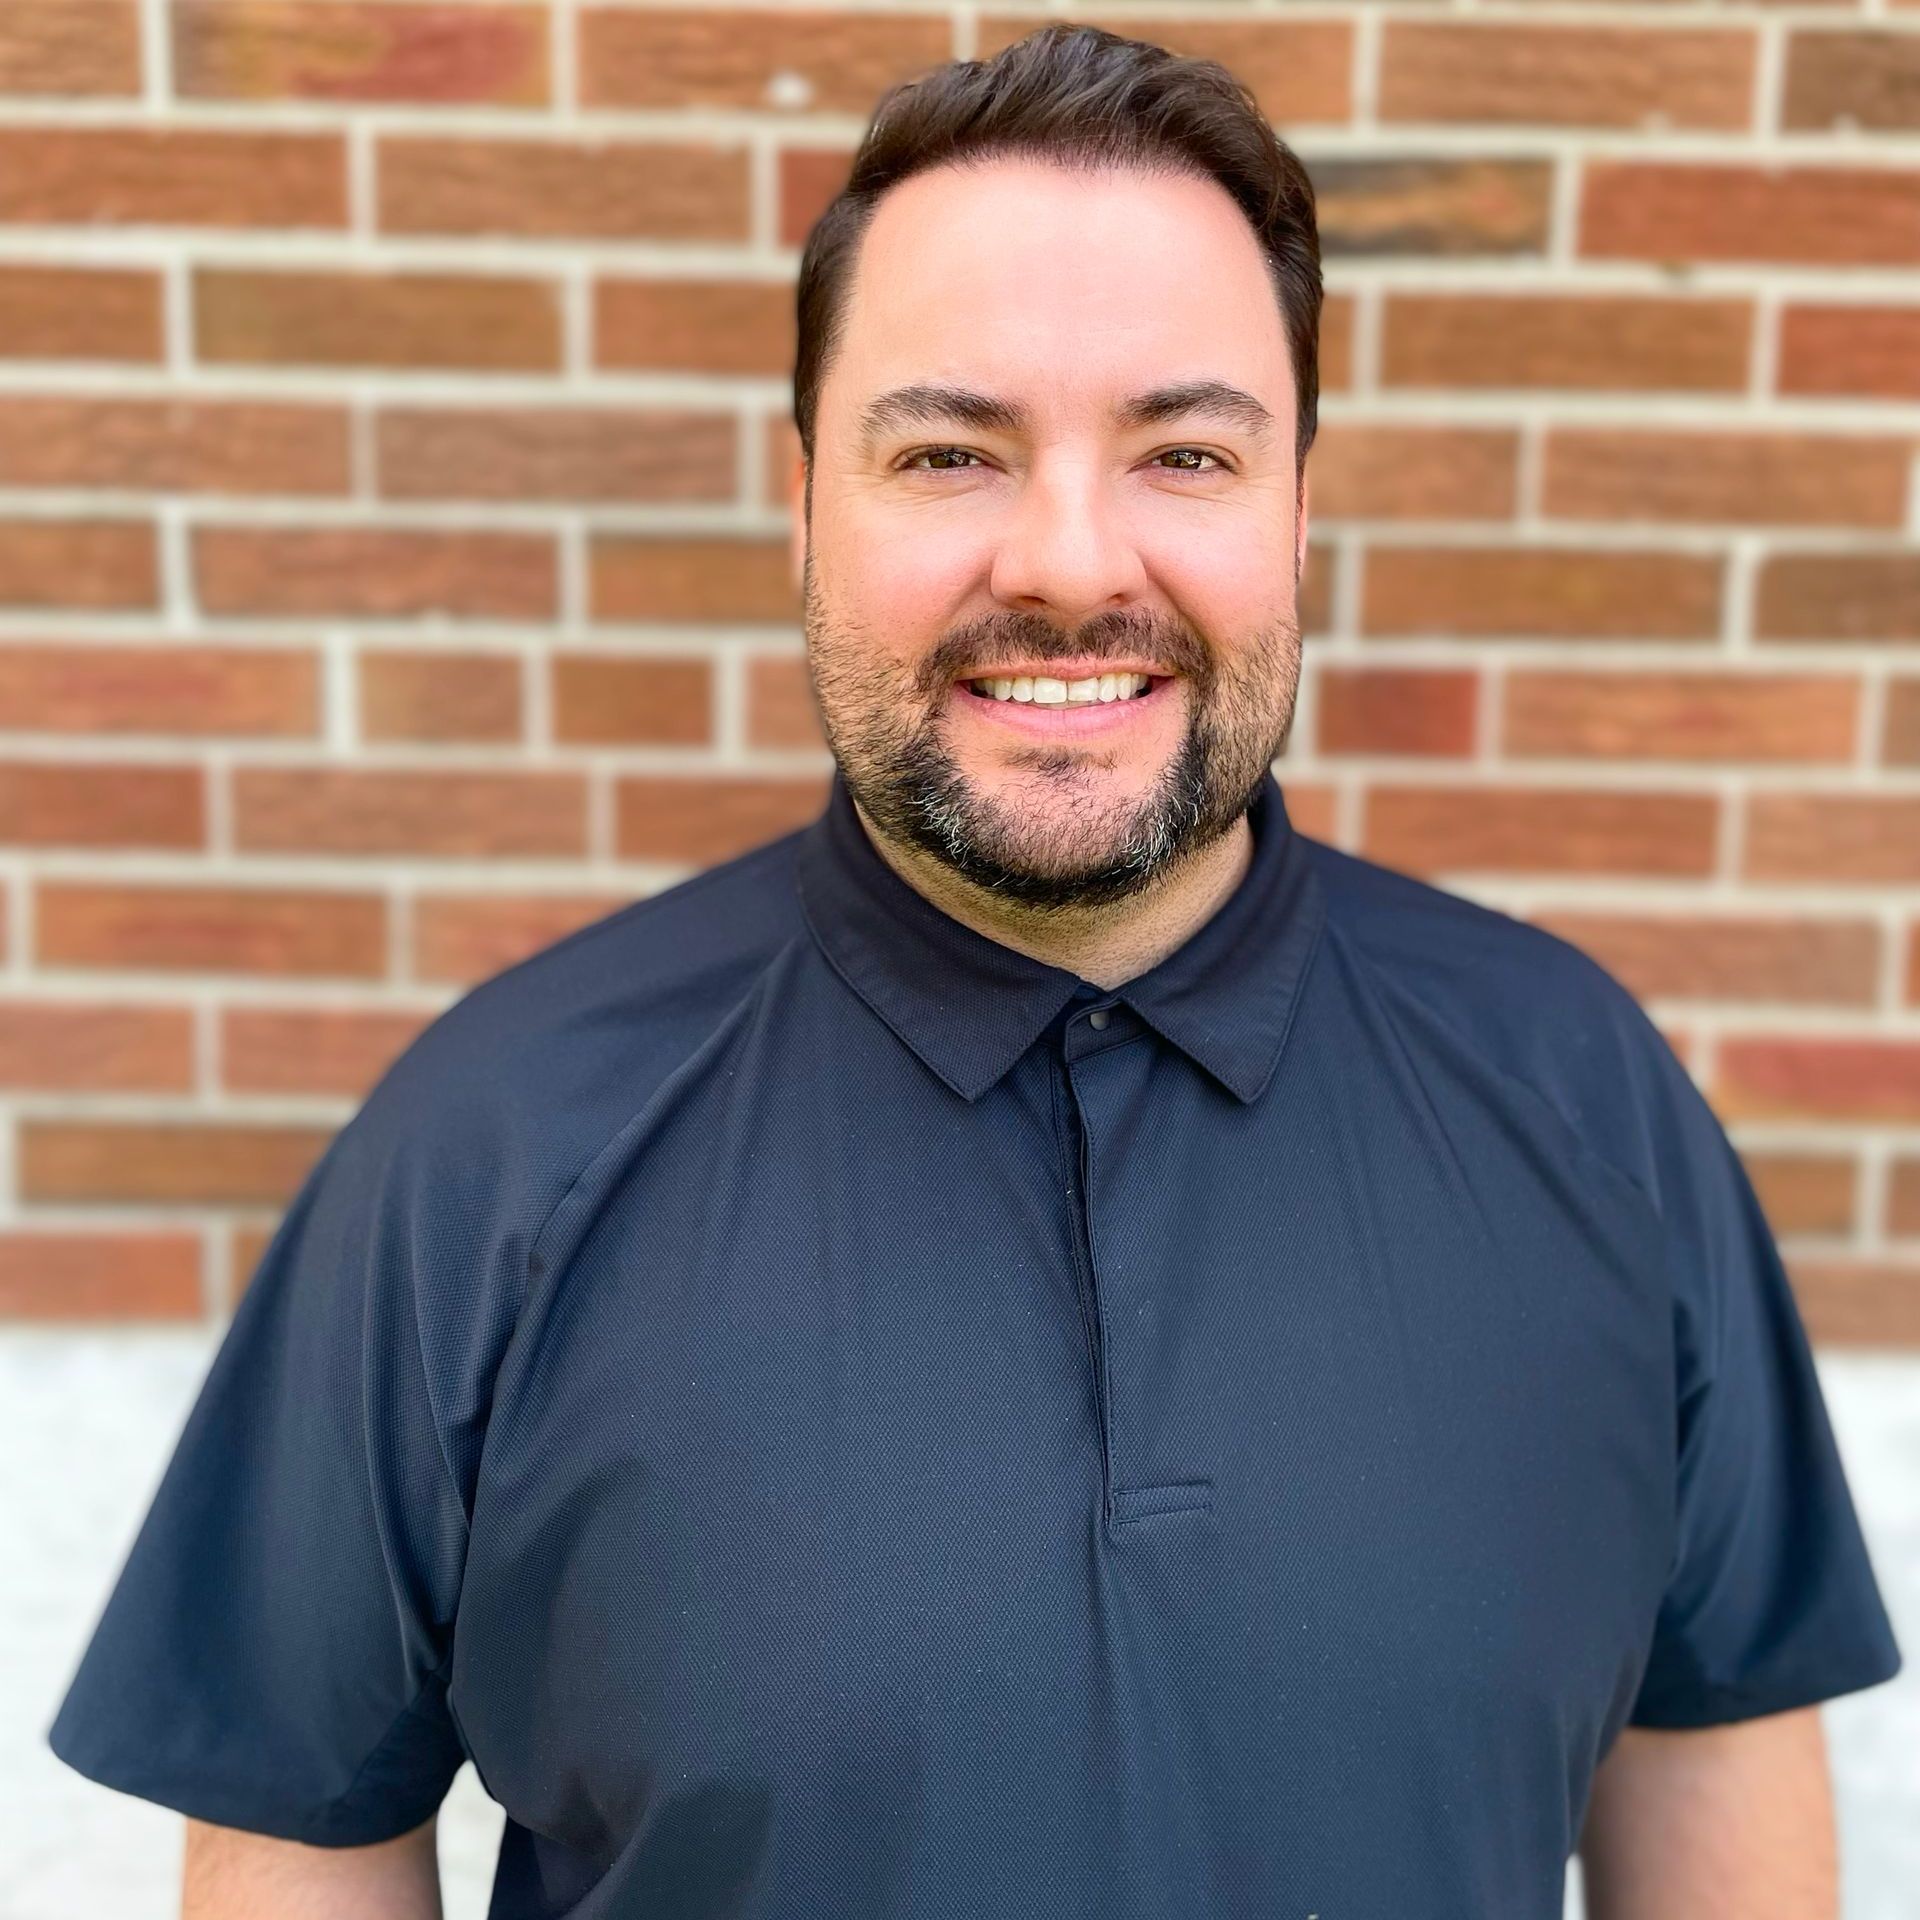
left=0, top=1, right=1916, bottom=1343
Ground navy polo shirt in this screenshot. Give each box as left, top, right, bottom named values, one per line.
left=50, top=765, right=1902, bottom=1917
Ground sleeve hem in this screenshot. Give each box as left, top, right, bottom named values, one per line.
left=1627, top=1639, right=1904, bottom=1730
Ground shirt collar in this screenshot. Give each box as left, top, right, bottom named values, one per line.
left=795, top=765, right=1327, bottom=1105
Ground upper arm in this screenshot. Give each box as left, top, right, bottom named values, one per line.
left=1579, top=1709, right=1836, bottom=1920
left=183, top=1813, right=443, bottom=1920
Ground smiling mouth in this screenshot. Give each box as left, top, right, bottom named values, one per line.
left=961, top=671, right=1171, bottom=706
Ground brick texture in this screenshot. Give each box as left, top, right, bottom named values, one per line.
left=0, top=2, right=1913, bottom=1348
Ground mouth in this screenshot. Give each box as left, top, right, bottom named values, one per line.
left=950, top=669, right=1180, bottom=738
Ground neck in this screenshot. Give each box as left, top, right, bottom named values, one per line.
left=849, top=799, right=1256, bottom=992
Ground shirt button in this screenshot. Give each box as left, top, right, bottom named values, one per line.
left=1088, top=1008, right=1110, bottom=1030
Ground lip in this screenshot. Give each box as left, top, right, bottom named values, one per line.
left=949, top=673, right=1179, bottom=739
left=957, top=661, right=1174, bottom=685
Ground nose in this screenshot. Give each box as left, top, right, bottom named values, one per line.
left=986, top=456, right=1150, bottom=625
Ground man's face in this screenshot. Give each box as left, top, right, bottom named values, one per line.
left=793, top=159, right=1309, bottom=911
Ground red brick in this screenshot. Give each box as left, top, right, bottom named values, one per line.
left=175, top=0, right=549, bottom=105
left=1363, top=785, right=1718, bottom=876
left=411, top=891, right=630, bottom=984
left=1780, top=305, right=1920, bottom=401
left=379, top=135, right=748, bottom=240
left=1784, top=30, right=1920, bottom=132
left=0, top=761, right=202, bottom=848
left=1755, top=554, right=1920, bottom=644
left=594, top=279, right=792, bottom=375
left=359, top=649, right=523, bottom=744
left=1745, top=794, right=1920, bottom=883
left=1381, top=293, right=1751, bottom=393
left=1744, top=1152, right=1858, bottom=1235
left=0, top=397, right=350, bottom=495
left=0, top=520, right=156, bottom=610
left=1891, top=1157, right=1920, bottom=1235
left=1887, top=679, right=1920, bottom=766
left=1528, top=910, right=1880, bottom=1006
left=1316, top=667, right=1478, bottom=757
left=0, top=128, right=344, bottom=228
left=1541, top=429, right=1910, bottom=528
left=1307, top=424, right=1518, bottom=521
left=1715, top=1036, right=1920, bottom=1124
left=0, top=1000, right=194, bottom=1092
left=745, top=654, right=824, bottom=752
left=1305, top=157, right=1554, bottom=258
left=234, top=766, right=587, bottom=858
left=1321, top=294, right=1355, bottom=395
left=194, top=527, right=557, bottom=620
left=1361, top=545, right=1722, bottom=640
left=1282, top=782, right=1338, bottom=843
left=1581, top=163, right=1920, bottom=267
left=615, top=774, right=828, bottom=865
left=0, top=1, right=141, bottom=95
left=35, top=880, right=387, bottom=977
left=591, top=535, right=796, bottom=625
left=0, top=264, right=161, bottom=361
left=375, top=407, right=733, bottom=504
left=0, top=642, right=317, bottom=736
left=1503, top=670, right=1858, bottom=763
left=1380, top=21, right=1753, bottom=129
left=221, top=1005, right=435, bottom=1097
left=196, top=268, right=560, bottom=371
left=580, top=6, right=950, bottom=112
left=551, top=655, right=713, bottom=746
left=1785, top=1259, right=1920, bottom=1349
left=20, top=1119, right=332, bottom=1206
left=0, top=1229, right=201, bottom=1320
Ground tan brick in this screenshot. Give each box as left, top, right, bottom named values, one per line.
left=1909, top=924, right=1920, bottom=1006
left=175, top=0, right=549, bottom=104
left=0, top=128, right=344, bottom=228
left=0, top=1, right=139, bottom=95
left=580, top=5, right=950, bottom=113
left=1581, top=164, right=1920, bottom=267
left=0, top=641, right=318, bottom=736
left=1745, top=794, right=1920, bottom=883
left=1744, top=1152, right=1858, bottom=1236
left=1541, top=429, right=1910, bottom=528
left=1891, top=1157, right=1920, bottom=1236
left=551, top=654, right=713, bottom=746
left=0, top=1229, right=200, bottom=1320
left=1503, top=670, right=1858, bottom=764
left=1780, top=305, right=1920, bottom=401
left=1315, top=667, right=1478, bottom=757
left=196, top=267, right=560, bottom=371
left=1887, top=679, right=1920, bottom=766
left=744, top=654, right=824, bottom=751
left=35, top=880, right=387, bottom=977
left=594, top=278, right=792, bottom=376
left=1755, top=554, right=1920, bottom=643
left=376, top=407, right=733, bottom=504
left=977, top=15, right=1352, bottom=122
left=1361, top=545, right=1722, bottom=640
left=1363, top=785, right=1718, bottom=876
left=379, top=135, right=749, bottom=240
left=221, top=1005, right=435, bottom=1097
left=1784, top=30, right=1920, bottom=132
left=411, top=891, right=630, bottom=984
left=1527, top=909, right=1881, bottom=1006
left=234, top=766, right=588, bottom=858
left=0, top=761, right=202, bottom=848
left=1785, top=1259, right=1920, bottom=1349
left=1715, top=1036, right=1920, bottom=1125
left=1380, top=21, right=1753, bottom=129
left=591, top=535, right=796, bottom=625
left=194, top=527, right=557, bottom=620
left=615, top=774, right=829, bottom=865
left=21, top=1119, right=332, bottom=1206
left=0, top=397, right=350, bottom=495
left=359, top=649, right=522, bottom=744
left=1306, top=424, right=1518, bottom=521
left=0, top=264, right=161, bottom=361
left=1309, top=158, right=1554, bottom=257
left=0, top=1000, right=194, bottom=1092
left=1381, top=293, right=1751, bottom=393
left=0, top=520, right=156, bottom=609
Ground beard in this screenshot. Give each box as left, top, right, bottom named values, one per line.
left=801, top=553, right=1303, bottom=912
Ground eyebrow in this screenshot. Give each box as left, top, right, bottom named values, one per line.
left=854, top=378, right=1277, bottom=453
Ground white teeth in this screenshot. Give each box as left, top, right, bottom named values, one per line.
left=969, top=672, right=1153, bottom=705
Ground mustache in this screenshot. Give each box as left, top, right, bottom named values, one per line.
left=929, top=615, right=1207, bottom=687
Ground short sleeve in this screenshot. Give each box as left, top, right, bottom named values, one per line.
left=1626, top=1035, right=1903, bottom=1728
left=45, top=1090, right=474, bottom=1845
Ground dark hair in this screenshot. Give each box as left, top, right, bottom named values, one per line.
left=791, top=22, right=1322, bottom=520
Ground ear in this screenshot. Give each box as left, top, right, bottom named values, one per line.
left=1295, top=466, right=1310, bottom=584
left=785, top=422, right=808, bottom=595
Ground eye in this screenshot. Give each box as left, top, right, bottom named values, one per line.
left=895, top=446, right=986, bottom=473
left=1153, top=447, right=1230, bottom=476
left=895, top=446, right=1231, bottom=476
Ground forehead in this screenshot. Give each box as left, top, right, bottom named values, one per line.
left=830, top=159, right=1290, bottom=427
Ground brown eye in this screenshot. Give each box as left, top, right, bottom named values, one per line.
left=900, top=447, right=984, bottom=472
left=1156, top=448, right=1227, bottom=474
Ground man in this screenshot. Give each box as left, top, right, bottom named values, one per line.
left=49, top=23, right=1901, bottom=1920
